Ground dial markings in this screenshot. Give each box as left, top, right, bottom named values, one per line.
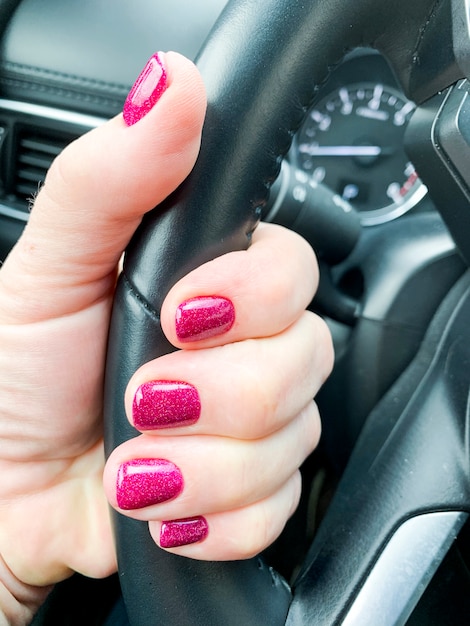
left=295, top=80, right=425, bottom=224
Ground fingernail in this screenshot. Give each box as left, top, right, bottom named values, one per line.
left=175, top=296, right=235, bottom=342
left=123, top=52, right=167, bottom=126
left=133, top=380, right=201, bottom=430
left=116, top=458, right=183, bottom=510
left=160, top=516, right=208, bottom=548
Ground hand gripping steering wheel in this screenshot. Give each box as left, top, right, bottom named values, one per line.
left=103, top=0, right=470, bottom=624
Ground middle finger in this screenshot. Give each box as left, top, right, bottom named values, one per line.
left=125, top=311, right=332, bottom=439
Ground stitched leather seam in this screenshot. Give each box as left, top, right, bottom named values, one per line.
left=0, top=61, right=130, bottom=93
left=412, top=0, right=442, bottom=61
left=121, top=274, right=161, bottom=324
left=0, top=76, right=125, bottom=109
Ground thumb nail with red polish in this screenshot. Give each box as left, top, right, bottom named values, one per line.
left=123, top=52, right=167, bottom=126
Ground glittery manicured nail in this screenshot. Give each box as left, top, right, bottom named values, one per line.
left=123, top=52, right=167, bottom=126
left=133, top=380, right=201, bottom=430
left=160, top=516, right=209, bottom=548
left=175, top=296, right=235, bottom=342
left=116, top=458, right=183, bottom=510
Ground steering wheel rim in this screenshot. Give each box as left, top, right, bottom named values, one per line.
left=103, top=1, right=468, bottom=624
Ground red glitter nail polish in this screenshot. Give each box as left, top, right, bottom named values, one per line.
left=132, top=380, right=201, bottom=430
left=116, top=458, right=183, bottom=510
left=160, top=516, right=208, bottom=548
left=175, top=296, right=235, bottom=342
left=123, top=52, right=167, bottom=126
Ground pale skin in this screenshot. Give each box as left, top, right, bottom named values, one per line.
left=0, top=52, right=334, bottom=624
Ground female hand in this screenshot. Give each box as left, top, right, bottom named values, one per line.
left=0, top=51, right=333, bottom=624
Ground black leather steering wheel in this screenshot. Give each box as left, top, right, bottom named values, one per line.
left=103, top=0, right=470, bottom=624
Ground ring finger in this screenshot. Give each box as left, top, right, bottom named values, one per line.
left=148, top=472, right=302, bottom=560
left=104, top=401, right=321, bottom=522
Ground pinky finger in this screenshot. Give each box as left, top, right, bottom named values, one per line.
left=148, top=472, right=302, bottom=561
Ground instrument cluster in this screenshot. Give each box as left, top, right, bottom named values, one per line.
left=290, top=49, right=430, bottom=226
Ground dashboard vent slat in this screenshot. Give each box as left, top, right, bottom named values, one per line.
left=14, top=131, right=73, bottom=202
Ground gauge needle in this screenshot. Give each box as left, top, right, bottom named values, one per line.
left=299, top=144, right=392, bottom=156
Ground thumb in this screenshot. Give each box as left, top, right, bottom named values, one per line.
left=0, top=51, right=206, bottom=323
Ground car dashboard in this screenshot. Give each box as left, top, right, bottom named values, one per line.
left=0, top=3, right=438, bottom=261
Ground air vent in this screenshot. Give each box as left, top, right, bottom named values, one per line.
left=14, top=131, right=74, bottom=201
left=0, top=100, right=103, bottom=227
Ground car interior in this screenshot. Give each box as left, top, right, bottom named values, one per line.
left=0, top=0, right=469, bottom=624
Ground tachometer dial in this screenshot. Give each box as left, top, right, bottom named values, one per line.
left=295, top=83, right=427, bottom=225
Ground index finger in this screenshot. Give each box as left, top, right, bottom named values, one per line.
left=161, top=223, right=319, bottom=348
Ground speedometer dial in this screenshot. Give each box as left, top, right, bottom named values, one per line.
left=295, top=83, right=427, bottom=225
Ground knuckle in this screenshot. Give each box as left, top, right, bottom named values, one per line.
left=232, top=339, right=281, bottom=438
left=299, top=401, right=322, bottom=458
left=303, top=311, right=335, bottom=382
left=227, top=503, right=279, bottom=560
left=235, top=475, right=302, bottom=559
left=316, top=317, right=335, bottom=378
